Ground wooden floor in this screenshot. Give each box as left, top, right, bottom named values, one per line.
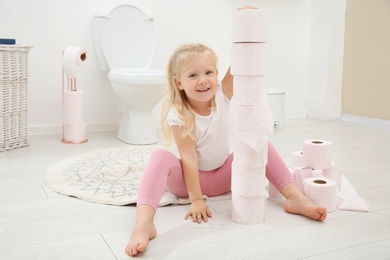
left=1, top=118, right=390, bottom=260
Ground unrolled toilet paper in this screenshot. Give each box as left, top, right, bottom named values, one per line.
left=233, top=75, right=266, bottom=106
left=231, top=43, right=266, bottom=75
left=234, top=138, right=268, bottom=167
left=231, top=193, right=267, bottom=224
left=231, top=162, right=267, bottom=197
left=302, top=140, right=332, bottom=170
left=337, top=175, right=369, bottom=212
left=62, top=46, right=87, bottom=78
left=232, top=8, right=268, bottom=43
left=303, top=177, right=338, bottom=212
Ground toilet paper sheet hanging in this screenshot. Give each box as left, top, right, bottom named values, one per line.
left=234, top=138, right=268, bottom=168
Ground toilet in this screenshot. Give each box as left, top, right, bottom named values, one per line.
left=92, top=5, right=166, bottom=144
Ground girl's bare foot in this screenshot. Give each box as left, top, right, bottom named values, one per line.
left=125, top=223, right=157, bottom=256
left=281, top=183, right=327, bottom=221
left=125, top=205, right=157, bottom=256
left=284, top=193, right=327, bottom=221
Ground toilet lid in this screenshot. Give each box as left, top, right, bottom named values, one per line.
left=101, top=5, right=155, bottom=69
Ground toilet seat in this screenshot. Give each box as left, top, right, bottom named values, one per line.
left=101, top=5, right=155, bottom=69
left=108, top=68, right=166, bottom=85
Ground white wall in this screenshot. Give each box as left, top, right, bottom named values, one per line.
left=0, top=0, right=318, bottom=135
left=307, top=0, right=346, bottom=120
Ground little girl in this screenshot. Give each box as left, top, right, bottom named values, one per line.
left=125, top=43, right=327, bottom=256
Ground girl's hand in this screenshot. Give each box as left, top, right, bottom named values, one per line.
left=184, top=199, right=212, bottom=223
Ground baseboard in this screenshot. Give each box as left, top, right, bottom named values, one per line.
left=306, top=98, right=342, bottom=120
left=28, top=123, right=119, bottom=135
left=341, top=114, right=390, bottom=131
left=285, top=110, right=307, bottom=119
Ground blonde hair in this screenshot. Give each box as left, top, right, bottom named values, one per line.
left=161, top=43, right=218, bottom=146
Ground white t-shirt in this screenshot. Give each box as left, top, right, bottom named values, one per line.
left=167, top=86, right=230, bottom=171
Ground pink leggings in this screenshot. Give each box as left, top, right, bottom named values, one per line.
left=137, top=142, right=294, bottom=210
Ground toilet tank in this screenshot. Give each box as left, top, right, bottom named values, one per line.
left=92, top=14, right=110, bottom=71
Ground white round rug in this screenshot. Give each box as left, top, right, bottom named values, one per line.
left=44, top=145, right=231, bottom=206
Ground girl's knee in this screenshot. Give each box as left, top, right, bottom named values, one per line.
left=145, top=149, right=181, bottom=173
left=149, top=149, right=175, bottom=163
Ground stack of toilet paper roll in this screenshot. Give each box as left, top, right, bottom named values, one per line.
left=295, top=140, right=341, bottom=212
left=281, top=139, right=369, bottom=213
left=63, top=89, right=87, bottom=142
left=231, top=8, right=274, bottom=224
left=62, top=46, right=88, bottom=143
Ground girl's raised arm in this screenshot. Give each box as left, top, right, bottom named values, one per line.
left=221, top=66, right=233, bottom=100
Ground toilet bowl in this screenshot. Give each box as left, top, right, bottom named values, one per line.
left=92, top=5, right=166, bottom=144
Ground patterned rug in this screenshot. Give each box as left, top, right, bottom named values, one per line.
left=44, top=145, right=231, bottom=206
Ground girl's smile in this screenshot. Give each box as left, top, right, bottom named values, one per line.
left=174, top=53, right=219, bottom=115
left=197, top=87, right=210, bottom=92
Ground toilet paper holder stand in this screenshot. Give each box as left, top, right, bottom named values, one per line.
left=61, top=51, right=88, bottom=144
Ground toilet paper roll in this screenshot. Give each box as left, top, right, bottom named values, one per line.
left=232, top=8, right=267, bottom=43
left=234, top=138, right=268, bottom=167
left=64, top=90, right=84, bottom=108
left=63, top=107, right=84, bottom=125
left=323, top=162, right=342, bottom=191
left=291, top=151, right=304, bottom=167
left=313, top=169, right=323, bottom=178
left=231, top=193, right=267, bottom=224
left=231, top=162, right=267, bottom=197
left=233, top=75, right=266, bottom=106
left=303, top=177, right=338, bottom=212
left=64, top=124, right=87, bottom=142
left=231, top=43, right=266, bottom=75
left=294, top=167, right=313, bottom=193
left=302, top=140, right=332, bottom=170
left=62, top=46, right=87, bottom=78
left=233, top=102, right=274, bottom=139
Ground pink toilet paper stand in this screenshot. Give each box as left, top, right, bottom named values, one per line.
left=61, top=51, right=88, bottom=144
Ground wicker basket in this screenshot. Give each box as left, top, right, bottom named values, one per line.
left=0, top=45, right=32, bottom=152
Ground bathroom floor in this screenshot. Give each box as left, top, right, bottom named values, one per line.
left=0, top=118, right=390, bottom=260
